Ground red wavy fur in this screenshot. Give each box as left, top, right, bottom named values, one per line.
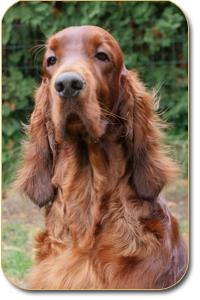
left=15, top=26, right=188, bottom=289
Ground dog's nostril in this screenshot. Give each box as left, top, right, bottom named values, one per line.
left=71, top=80, right=84, bottom=90
left=55, top=82, right=64, bottom=92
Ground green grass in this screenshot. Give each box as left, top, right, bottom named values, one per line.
left=171, top=211, right=188, bottom=243
left=2, top=222, right=33, bottom=280
left=179, top=220, right=188, bottom=244
left=179, top=221, right=188, bottom=236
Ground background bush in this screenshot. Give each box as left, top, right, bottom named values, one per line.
left=2, top=1, right=188, bottom=188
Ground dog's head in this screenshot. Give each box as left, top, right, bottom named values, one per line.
left=42, top=26, right=124, bottom=143
left=15, top=26, right=178, bottom=207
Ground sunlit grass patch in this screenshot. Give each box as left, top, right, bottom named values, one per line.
left=2, top=222, right=33, bottom=280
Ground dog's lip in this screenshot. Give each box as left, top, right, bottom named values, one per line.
left=65, top=111, right=88, bottom=136
left=65, top=111, right=105, bottom=140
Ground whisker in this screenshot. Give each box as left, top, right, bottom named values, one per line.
left=33, top=46, right=46, bottom=60
left=26, top=45, right=46, bottom=57
left=31, top=39, right=46, bottom=44
left=100, top=103, right=135, bottom=124
left=39, top=25, right=50, bottom=39
left=34, top=46, right=46, bottom=69
left=100, top=111, right=118, bottom=130
left=102, top=22, right=111, bottom=31
left=100, top=107, right=122, bottom=126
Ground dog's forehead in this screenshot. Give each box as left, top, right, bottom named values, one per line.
left=47, top=26, right=119, bottom=52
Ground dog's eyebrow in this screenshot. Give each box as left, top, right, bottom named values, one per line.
left=91, top=33, right=112, bottom=48
left=96, top=41, right=103, bottom=48
left=48, top=37, right=59, bottom=51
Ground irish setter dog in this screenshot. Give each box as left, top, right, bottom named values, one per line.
left=15, top=25, right=188, bottom=289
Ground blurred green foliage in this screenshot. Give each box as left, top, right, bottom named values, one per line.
left=2, top=1, right=188, bottom=187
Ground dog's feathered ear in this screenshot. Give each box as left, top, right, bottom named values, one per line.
left=118, top=69, right=178, bottom=201
left=14, top=78, right=56, bottom=207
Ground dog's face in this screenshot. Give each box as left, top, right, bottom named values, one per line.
left=43, top=26, right=124, bottom=143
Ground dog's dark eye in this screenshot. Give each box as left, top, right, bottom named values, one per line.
left=95, top=52, right=109, bottom=62
left=47, top=56, right=57, bottom=67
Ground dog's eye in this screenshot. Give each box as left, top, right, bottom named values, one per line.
left=95, top=52, right=109, bottom=62
left=47, top=56, right=57, bottom=67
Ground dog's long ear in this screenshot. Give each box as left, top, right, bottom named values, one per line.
left=14, top=78, right=56, bottom=207
left=118, top=69, right=178, bottom=201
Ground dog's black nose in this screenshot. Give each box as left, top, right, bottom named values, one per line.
left=54, top=72, right=85, bottom=99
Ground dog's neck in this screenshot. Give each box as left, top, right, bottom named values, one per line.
left=50, top=135, right=129, bottom=248
left=54, top=133, right=127, bottom=193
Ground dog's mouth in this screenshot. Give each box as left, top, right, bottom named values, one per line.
left=65, top=111, right=87, bottom=136
left=64, top=111, right=104, bottom=142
